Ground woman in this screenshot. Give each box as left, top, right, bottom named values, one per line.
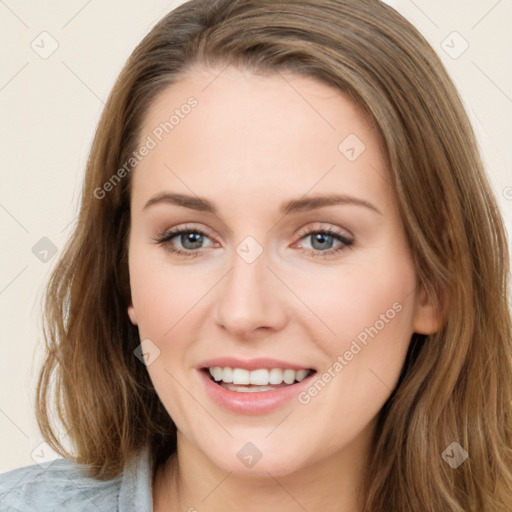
left=1, top=0, right=511, bottom=510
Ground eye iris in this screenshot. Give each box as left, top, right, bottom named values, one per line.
left=311, top=233, right=334, bottom=251
left=181, top=232, right=203, bottom=250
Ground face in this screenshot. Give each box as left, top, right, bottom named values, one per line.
left=127, top=64, right=439, bottom=477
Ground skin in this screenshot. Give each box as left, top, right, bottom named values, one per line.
left=126, top=64, right=440, bottom=512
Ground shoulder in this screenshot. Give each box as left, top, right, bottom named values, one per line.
left=0, top=457, right=122, bottom=512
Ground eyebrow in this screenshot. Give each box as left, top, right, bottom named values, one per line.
left=143, top=192, right=382, bottom=216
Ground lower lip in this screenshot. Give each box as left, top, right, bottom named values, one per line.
left=198, top=369, right=315, bottom=415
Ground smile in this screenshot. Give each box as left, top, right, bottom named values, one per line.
left=207, top=366, right=313, bottom=392
left=198, top=365, right=316, bottom=414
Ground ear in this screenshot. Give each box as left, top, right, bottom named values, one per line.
left=412, top=283, right=444, bottom=334
left=127, top=303, right=138, bottom=325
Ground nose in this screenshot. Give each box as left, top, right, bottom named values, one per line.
left=214, top=244, right=288, bottom=338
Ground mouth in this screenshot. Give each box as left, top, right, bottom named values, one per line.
left=201, top=366, right=317, bottom=393
left=198, top=359, right=318, bottom=414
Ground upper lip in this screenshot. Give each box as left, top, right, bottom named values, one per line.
left=198, top=357, right=315, bottom=372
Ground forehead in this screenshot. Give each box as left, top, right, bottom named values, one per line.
left=131, top=64, right=391, bottom=215
left=141, top=64, right=373, bottom=146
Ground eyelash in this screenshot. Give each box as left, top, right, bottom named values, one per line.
left=153, top=224, right=354, bottom=259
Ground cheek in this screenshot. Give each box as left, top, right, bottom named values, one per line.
left=128, top=245, right=208, bottom=340
left=128, top=249, right=204, bottom=426
left=285, top=251, right=416, bottom=345
left=293, top=247, right=417, bottom=399
left=297, top=250, right=416, bottom=418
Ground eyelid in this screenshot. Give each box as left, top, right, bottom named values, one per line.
left=295, top=222, right=354, bottom=241
left=154, top=223, right=217, bottom=243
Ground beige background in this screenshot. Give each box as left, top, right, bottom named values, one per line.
left=1, top=0, right=511, bottom=472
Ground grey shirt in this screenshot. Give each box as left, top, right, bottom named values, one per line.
left=0, top=446, right=153, bottom=511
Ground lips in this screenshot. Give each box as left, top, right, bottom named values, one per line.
left=198, top=356, right=315, bottom=372
left=197, top=357, right=317, bottom=414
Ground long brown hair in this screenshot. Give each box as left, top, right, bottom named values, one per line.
left=36, top=0, right=512, bottom=509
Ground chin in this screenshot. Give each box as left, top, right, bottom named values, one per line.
left=201, top=439, right=308, bottom=478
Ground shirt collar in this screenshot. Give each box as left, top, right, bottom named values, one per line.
left=118, top=445, right=153, bottom=512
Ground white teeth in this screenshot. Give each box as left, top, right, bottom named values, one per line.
left=249, top=369, right=269, bottom=385
left=283, top=369, right=295, bottom=384
left=207, top=366, right=312, bottom=386
left=232, top=368, right=250, bottom=385
left=212, top=367, right=223, bottom=381
left=222, top=367, right=233, bottom=383
left=296, top=369, right=309, bottom=381
left=269, top=368, right=283, bottom=385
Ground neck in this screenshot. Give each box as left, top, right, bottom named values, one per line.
left=153, top=423, right=375, bottom=512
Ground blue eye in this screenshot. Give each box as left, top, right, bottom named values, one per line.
left=154, top=225, right=214, bottom=258
left=154, top=225, right=354, bottom=259
left=298, top=227, right=354, bottom=258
